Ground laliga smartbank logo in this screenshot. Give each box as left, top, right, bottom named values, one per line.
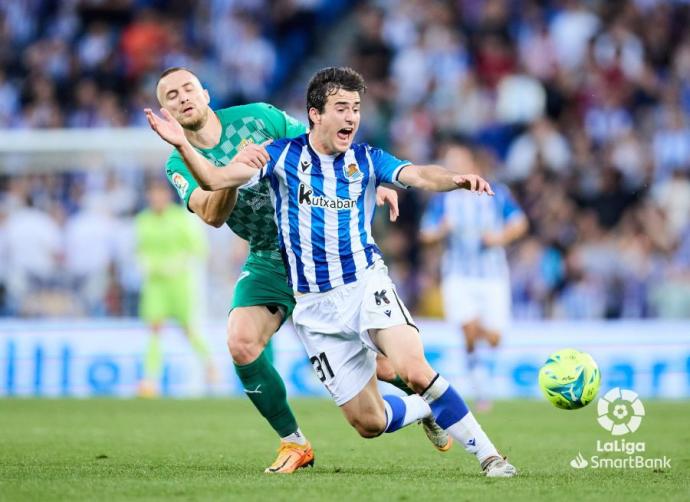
left=570, top=388, right=671, bottom=470
left=597, top=387, right=645, bottom=435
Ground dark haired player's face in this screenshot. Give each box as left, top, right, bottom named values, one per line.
left=156, top=70, right=210, bottom=131
left=311, top=89, right=360, bottom=154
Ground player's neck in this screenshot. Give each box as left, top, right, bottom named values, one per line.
left=184, top=109, right=222, bottom=150
left=308, top=132, right=338, bottom=157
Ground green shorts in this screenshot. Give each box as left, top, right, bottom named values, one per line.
left=231, top=250, right=296, bottom=324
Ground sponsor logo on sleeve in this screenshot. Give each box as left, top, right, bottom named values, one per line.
left=172, top=172, right=189, bottom=199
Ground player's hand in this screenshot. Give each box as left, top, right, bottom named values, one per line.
left=376, top=186, right=399, bottom=222
left=233, top=142, right=270, bottom=170
left=144, top=107, right=187, bottom=148
left=453, top=174, right=494, bottom=195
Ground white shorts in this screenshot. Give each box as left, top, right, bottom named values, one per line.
left=441, top=275, right=511, bottom=332
left=292, top=261, right=416, bottom=406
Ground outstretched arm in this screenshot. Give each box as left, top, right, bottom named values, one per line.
left=145, top=108, right=259, bottom=190
left=176, top=142, right=269, bottom=227
left=397, top=164, right=494, bottom=195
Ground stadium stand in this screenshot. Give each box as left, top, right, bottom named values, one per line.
left=0, top=0, right=689, bottom=319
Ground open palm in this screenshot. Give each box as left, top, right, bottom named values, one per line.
left=144, top=108, right=186, bottom=147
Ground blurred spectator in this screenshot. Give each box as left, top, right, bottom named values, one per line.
left=505, top=117, right=571, bottom=181
left=1, top=0, right=690, bottom=320
left=3, top=196, right=63, bottom=316
left=63, top=194, right=116, bottom=316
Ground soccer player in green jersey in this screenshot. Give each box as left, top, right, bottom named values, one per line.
left=135, top=180, right=216, bottom=397
left=148, top=67, right=450, bottom=473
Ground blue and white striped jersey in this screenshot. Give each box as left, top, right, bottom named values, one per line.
left=257, top=133, right=411, bottom=293
left=421, top=183, right=524, bottom=279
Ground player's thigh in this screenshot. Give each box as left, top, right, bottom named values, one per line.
left=339, top=375, right=387, bottom=437
left=441, top=275, right=480, bottom=326
left=369, top=324, right=435, bottom=390
left=478, top=278, right=511, bottom=335
left=227, top=305, right=281, bottom=348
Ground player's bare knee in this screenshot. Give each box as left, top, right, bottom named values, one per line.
left=351, top=415, right=386, bottom=438
left=226, top=325, right=263, bottom=365
left=398, top=360, right=435, bottom=392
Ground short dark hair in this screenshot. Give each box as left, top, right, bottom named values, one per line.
left=306, top=67, right=367, bottom=128
left=157, top=66, right=197, bottom=83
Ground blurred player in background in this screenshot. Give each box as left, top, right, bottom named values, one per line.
left=150, top=67, right=434, bottom=474
left=135, top=179, right=216, bottom=397
left=421, top=139, right=528, bottom=411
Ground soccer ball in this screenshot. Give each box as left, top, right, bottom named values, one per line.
left=538, top=348, right=601, bottom=410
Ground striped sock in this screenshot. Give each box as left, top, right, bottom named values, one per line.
left=422, top=374, right=499, bottom=463
left=382, top=394, right=431, bottom=433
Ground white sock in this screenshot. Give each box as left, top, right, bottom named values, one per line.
left=383, top=394, right=431, bottom=432
left=422, top=374, right=500, bottom=463
left=281, top=427, right=307, bottom=445
left=446, top=413, right=500, bottom=463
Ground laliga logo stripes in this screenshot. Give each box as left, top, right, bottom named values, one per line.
left=597, top=388, right=645, bottom=436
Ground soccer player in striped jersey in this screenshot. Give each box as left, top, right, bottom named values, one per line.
left=421, top=140, right=528, bottom=412
left=148, top=67, right=448, bottom=474
left=146, top=67, right=516, bottom=477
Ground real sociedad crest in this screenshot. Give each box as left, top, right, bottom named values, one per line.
left=344, top=162, right=363, bottom=182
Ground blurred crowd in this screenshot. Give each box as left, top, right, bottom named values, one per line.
left=348, top=0, right=690, bottom=320
left=1, top=0, right=690, bottom=319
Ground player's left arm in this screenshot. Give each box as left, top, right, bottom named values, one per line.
left=178, top=141, right=260, bottom=191
left=146, top=107, right=261, bottom=191
left=398, top=164, right=494, bottom=195
left=368, top=146, right=493, bottom=195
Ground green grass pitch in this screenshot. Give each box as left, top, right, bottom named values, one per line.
left=1, top=399, right=688, bottom=501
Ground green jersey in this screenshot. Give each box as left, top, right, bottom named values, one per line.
left=165, top=103, right=306, bottom=253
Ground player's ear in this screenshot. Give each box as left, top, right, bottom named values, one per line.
left=308, top=107, right=320, bottom=126
left=203, top=89, right=210, bottom=104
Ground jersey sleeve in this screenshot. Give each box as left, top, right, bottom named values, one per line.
left=420, top=193, right=447, bottom=233
left=367, top=146, right=412, bottom=188
left=254, top=102, right=307, bottom=139
left=165, top=151, right=199, bottom=210
left=495, top=184, right=525, bottom=222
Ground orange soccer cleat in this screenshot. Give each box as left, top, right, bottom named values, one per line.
left=264, top=441, right=315, bottom=474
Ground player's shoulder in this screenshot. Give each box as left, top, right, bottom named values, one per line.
left=357, top=141, right=379, bottom=153
left=266, top=133, right=307, bottom=154
left=165, top=148, right=184, bottom=171
left=215, top=102, right=280, bottom=120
